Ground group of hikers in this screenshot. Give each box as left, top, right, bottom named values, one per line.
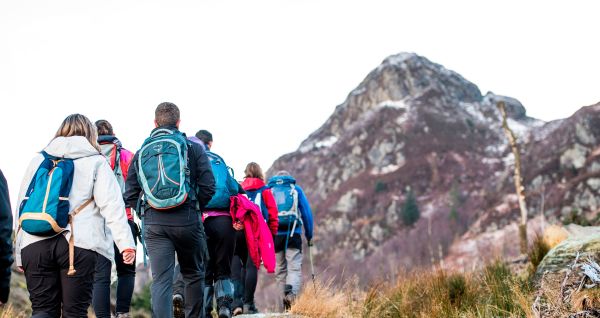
left=0, top=102, right=314, bottom=318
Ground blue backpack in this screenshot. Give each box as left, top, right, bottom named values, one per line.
left=268, top=176, right=300, bottom=233
left=246, top=186, right=269, bottom=221
left=137, top=128, right=190, bottom=209
left=18, top=152, right=76, bottom=236
left=204, top=151, right=239, bottom=210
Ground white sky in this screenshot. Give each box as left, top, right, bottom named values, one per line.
left=1, top=0, right=599, bottom=206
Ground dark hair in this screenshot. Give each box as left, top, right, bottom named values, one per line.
left=95, top=119, right=114, bottom=136
left=155, top=102, right=180, bottom=127
left=195, top=130, right=213, bottom=144
left=244, top=162, right=265, bottom=181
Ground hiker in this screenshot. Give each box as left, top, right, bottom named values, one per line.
left=268, top=171, right=314, bottom=311
left=15, top=114, right=136, bottom=318
left=0, top=169, right=12, bottom=307
left=124, top=103, right=215, bottom=318
left=231, top=162, right=279, bottom=315
left=171, top=130, right=213, bottom=318
left=187, top=130, right=241, bottom=318
left=92, top=119, right=139, bottom=318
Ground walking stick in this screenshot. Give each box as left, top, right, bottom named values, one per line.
left=307, top=241, right=316, bottom=291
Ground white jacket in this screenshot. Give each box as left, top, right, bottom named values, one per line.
left=15, top=136, right=135, bottom=265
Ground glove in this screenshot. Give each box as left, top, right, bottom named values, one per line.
left=307, top=240, right=314, bottom=247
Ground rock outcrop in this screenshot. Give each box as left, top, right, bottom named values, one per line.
left=536, top=225, right=600, bottom=276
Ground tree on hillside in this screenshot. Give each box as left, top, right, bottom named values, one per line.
left=402, top=187, right=420, bottom=227
left=498, top=101, right=529, bottom=254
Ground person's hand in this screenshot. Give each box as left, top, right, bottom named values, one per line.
left=307, top=239, right=314, bottom=247
left=17, top=266, right=24, bottom=273
left=233, top=221, right=244, bottom=231
left=122, top=249, right=136, bottom=265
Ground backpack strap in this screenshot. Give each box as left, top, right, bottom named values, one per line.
left=67, top=198, right=94, bottom=276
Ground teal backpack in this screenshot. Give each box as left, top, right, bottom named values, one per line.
left=19, top=152, right=75, bottom=236
left=18, top=151, right=94, bottom=275
left=137, top=128, right=190, bottom=209
left=204, top=151, right=238, bottom=210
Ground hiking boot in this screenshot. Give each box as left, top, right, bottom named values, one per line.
left=218, top=306, right=232, bottom=318
left=283, top=284, right=295, bottom=311
left=173, top=293, right=185, bottom=318
left=215, top=279, right=234, bottom=318
left=115, top=313, right=131, bottom=318
left=232, top=306, right=243, bottom=316
left=243, top=302, right=259, bottom=314
left=217, top=296, right=233, bottom=318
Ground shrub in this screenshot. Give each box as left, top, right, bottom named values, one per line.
left=401, top=188, right=420, bottom=227
left=374, top=181, right=388, bottom=193
left=528, top=233, right=550, bottom=276
left=131, top=283, right=152, bottom=312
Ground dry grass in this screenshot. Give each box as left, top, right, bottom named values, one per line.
left=290, top=278, right=358, bottom=318
left=291, top=261, right=535, bottom=318
left=527, top=232, right=551, bottom=278
left=571, top=288, right=600, bottom=312
left=542, top=225, right=568, bottom=249
left=0, top=304, right=26, bottom=318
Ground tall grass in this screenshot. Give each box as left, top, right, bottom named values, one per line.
left=292, top=261, right=534, bottom=318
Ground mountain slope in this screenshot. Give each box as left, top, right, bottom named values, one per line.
left=268, top=52, right=600, bottom=283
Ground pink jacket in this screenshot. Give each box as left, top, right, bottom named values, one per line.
left=230, top=195, right=276, bottom=273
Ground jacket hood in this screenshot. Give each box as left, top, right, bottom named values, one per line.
left=242, top=178, right=266, bottom=191
left=44, top=136, right=101, bottom=159
left=187, top=136, right=206, bottom=150
left=98, top=135, right=122, bottom=148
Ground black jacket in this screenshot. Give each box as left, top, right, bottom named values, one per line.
left=0, top=169, right=13, bottom=303
left=123, top=127, right=216, bottom=226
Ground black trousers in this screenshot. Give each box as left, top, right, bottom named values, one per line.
left=92, top=220, right=138, bottom=317
left=204, top=216, right=236, bottom=284
left=145, top=222, right=206, bottom=318
left=231, top=231, right=258, bottom=308
left=21, top=235, right=98, bottom=318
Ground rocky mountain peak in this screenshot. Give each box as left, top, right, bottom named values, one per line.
left=298, top=53, right=536, bottom=155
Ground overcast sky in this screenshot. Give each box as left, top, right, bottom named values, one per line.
left=1, top=0, right=599, bottom=206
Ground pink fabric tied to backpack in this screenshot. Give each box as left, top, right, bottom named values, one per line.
left=230, top=194, right=276, bottom=273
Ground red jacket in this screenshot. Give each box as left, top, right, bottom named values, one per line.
left=119, top=148, right=134, bottom=220
left=241, top=178, right=279, bottom=236
left=230, top=194, right=276, bottom=273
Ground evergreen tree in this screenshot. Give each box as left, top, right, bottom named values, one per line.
left=402, top=187, right=420, bottom=226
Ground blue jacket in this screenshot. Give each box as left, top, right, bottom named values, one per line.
left=269, top=176, right=314, bottom=241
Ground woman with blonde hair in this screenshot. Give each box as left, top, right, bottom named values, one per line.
left=231, top=162, right=279, bottom=315
left=15, top=114, right=136, bottom=318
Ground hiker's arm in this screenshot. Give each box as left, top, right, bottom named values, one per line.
left=263, top=189, right=279, bottom=236
left=94, top=160, right=135, bottom=253
left=0, top=170, right=12, bottom=304
left=191, top=144, right=215, bottom=209
left=297, top=186, right=314, bottom=241
left=123, top=152, right=141, bottom=209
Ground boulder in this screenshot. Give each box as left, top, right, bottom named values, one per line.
left=536, top=225, right=600, bottom=276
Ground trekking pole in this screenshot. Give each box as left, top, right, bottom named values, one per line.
left=307, top=241, right=316, bottom=291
